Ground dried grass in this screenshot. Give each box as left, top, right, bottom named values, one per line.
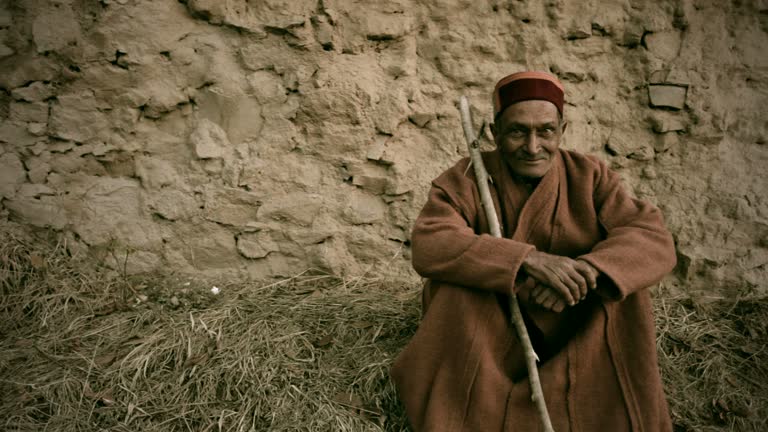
left=0, top=229, right=419, bottom=431
left=1, top=228, right=766, bottom=431
left=655, top=290, right=768, bottom=432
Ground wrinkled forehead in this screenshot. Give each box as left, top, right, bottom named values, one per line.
left=497, top=99, right=561, bottom=127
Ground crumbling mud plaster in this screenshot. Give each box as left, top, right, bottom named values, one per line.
left=0, top=0, right=766, bottom=295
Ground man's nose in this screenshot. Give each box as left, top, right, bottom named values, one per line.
left=524, top=132, right=539, bottom=154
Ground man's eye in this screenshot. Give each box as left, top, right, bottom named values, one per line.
left=508, top=129, right=526, bottom=137
left=539, top=128, right=555, bottom=137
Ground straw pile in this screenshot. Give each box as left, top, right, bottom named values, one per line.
left=655, top=290, right=768, bottom=432
left=1, top=228, right=766, bottom=431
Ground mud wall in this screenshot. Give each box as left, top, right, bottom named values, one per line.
left=1, top=0, right=766, bottom=294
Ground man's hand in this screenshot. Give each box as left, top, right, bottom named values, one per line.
left=522, top=251, right=599, bottom=305
left=529, top=283, right=567, bottom=312
left=575, top=258, right=600, bottom=291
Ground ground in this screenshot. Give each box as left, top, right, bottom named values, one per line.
left=1, top=230, right=766, bottom=431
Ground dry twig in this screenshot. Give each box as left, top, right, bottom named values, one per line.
left=458, top=96, right=555, bottom=432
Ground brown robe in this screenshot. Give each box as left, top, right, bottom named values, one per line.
left=391, top=149, right=677, bottom=432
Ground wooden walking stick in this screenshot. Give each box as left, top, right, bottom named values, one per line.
left=458, top=96, right=555, bottom=432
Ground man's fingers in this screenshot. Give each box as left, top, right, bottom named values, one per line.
left=542, top=297, right=557, bottom=310
left=523, top=253, right=593, bottom=305
left=530, top=285, right=568, bottom=312
left=557, top=272, right=580, bottom=305
left=575, top=261, right=598, bottom=290
left=542, top=290, right=566, bottom=312
left=568, top=269, right=588, bottom=300
left=551, top=300, right=566, bottom=313
left=535, top=287, right=557, bottom=310
left=533, top=286, right=549, bottom=304
left=551, top=277, right=576, bottom=305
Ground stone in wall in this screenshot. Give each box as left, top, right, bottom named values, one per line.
left=305, top=236, right=360, bottom=275
left=11, top=82, right=54, bottom=102
left=25, top=155, right=51, bottom=184
left=49, top=91, right=111, bottom=143
left=0, top=152, right=26, bottom=199
left=313, top=14, right=336, bottom=50
left=140, top=84, right=188, bottom=120
left=32, top=2, right=81, bottom=53
left=5, top=195, right=67, bottom=230
left=0, top=56, right=60, bottom=89
left=347, top=161, right=389, bottom=195
left=286, top=221, right=336, bottom=247
left=563, top=20, right=592, bottom=40
left=360, top=10, right=414, bottom=41
left=247, top=70, right=288, bottom=105
left=195, top=90, right=264, bottom=146
left=237, top=230, right=280, bottom=259
left=342, top=188, right=387, bottom=225
left=244, top=253, right=305, bottom=279
left=190, top=119, right=229, bottom=160
left=409, top=113, right=436, bottom=128
left=371, top=92, right=409, bottom=135
left=240, top=152, right=324, bottom=193
left=620, top=21, right=644, bottom=47
left=648, top=85, right=687, bottom=110
left=66, top=176, right=162, bottom=250
left=300, top=86, right=365, bottom=127
left=0, top=20, right=13, bottom=58
left=186, top=0, right=260, bottom=31
left=258, top=192, right=324, bottom=227
left=9, top=101, right=48, bottom=124
left=167, top=219, right=240, bottom=271
left=649, top=113, right=687, bottom=134
left=380, top=37, right=417, bottom=78
left=145, top=188, right=198, bottom=222
left=654, top=132, right=679, bottom=153
left=605, top=130, right=651, bottom=159
left=644, top=31, right=682, bottom=62
left=0, top=121, right=39, bottom=147
left=203, top=187, right=261, bottom=228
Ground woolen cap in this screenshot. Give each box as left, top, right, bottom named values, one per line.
left=493, top=71, right=565, bottom=116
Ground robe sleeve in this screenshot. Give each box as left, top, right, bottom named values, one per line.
left=411, top=182, right=535, bottom=295
left=577, top=160, right=677, bottom=301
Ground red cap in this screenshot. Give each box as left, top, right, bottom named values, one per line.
left=493, top=71, right=565, bottom=116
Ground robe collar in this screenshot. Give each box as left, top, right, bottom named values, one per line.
left=485, top=148, right=564, bottom=248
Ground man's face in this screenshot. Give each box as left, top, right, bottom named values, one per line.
left=491, top=100, right=566, bottom=179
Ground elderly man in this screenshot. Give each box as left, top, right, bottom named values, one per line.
left=391, top=71, right=677, bottom=431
